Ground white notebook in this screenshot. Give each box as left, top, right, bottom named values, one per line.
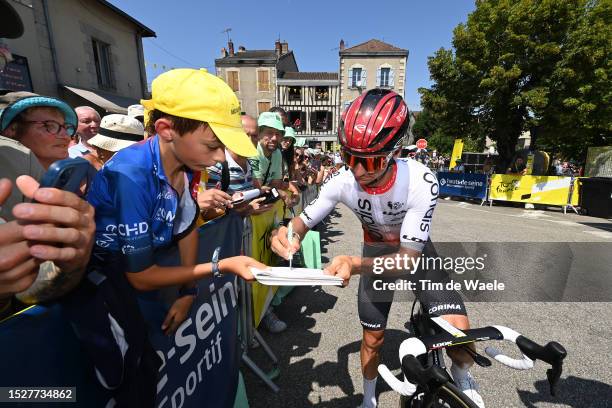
left=250, top=267, right=344, bottom=286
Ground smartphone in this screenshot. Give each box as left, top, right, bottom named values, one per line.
left=38, top=158, right=97, bottom=197
left=231, top=188, right=261, bottom=205
left=260, top=188, right=281, bottom=205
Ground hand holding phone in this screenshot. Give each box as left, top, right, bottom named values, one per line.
left=37, top=158, right=97, bottom=198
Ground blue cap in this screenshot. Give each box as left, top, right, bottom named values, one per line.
left=0, top=95, right=78, bottom=132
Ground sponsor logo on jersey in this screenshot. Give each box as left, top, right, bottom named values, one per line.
left=419, top=172, right=438, bottom=233
left=355, top=198, right=384, bottom=241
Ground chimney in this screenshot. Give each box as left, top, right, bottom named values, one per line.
left=339, top=39, right=345, bottom=51
left=221, top=47, right=228, bottom=58
left=281, top=41, right=288, bottom=55
left=228, top=40, right=234, bottom=56
left=275, top=40, right=282, bottom=56
left=238, top=45, right=246, bottom=52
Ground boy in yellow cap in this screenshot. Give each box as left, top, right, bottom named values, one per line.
left=87, top=68, right=265, bottom=335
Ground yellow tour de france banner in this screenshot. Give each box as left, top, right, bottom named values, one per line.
left=489, top=174, right=577, bottom=206
left=249, top=200, right=284, bottom=326
left=449, top=139, right=464, bottom=169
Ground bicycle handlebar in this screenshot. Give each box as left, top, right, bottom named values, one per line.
left=484, top=325, right=534, bottom=370
left=379, top=325, right=567, bottom=398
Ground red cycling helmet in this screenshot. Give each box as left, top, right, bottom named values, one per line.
left=339, top=88, right=409, bottom=155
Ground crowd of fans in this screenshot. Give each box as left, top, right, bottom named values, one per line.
left=0, top=68, right=342, bottom=404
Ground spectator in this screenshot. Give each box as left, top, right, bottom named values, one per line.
left=0, top=94, right=77, bottom=169
left=82, top=114, right=143, bottom=170
left=269, top=106, right=289, bottom=127
left=77, top=69, right=266, bottom=404
left=452, top=158, right=465, bottom=173
left=68, top=106, right=100, bottom=158
left=507, top=157, right=527, bottom=175
left=281, top=126, right=297, bottom=180
left=1, top=95, right=93, bottom=310
left=249, top=112, right=286, bottom=189
left=242, top=114, right=259, bottom=146
left=201, top=114, right=273, bottom=218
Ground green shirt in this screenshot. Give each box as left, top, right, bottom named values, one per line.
left=248, top=143, right=283, bottom=185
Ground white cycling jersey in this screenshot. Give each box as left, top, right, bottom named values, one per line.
left=299, top=158, right=439, bottom=250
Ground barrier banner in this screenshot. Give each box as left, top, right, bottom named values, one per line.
left=0, top=213, right=244, bottom=408
left=489, top=174, right=573, bottom=205
left=249, top=201, right=284, bottom=326
left=151, top=213, right=243, bottom=408
left=438, top=172, right=487, bottom=199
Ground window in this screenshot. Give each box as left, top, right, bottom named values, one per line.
left=257, top=69, right=270, bottom=92
left=311, top=111, right=332, bottom=132
left=288, top=110, right=305, bottom=131
left=92, top=39, right=113, bottom=89
left=315, top=86, right=329, bottom=101
left=257, top=101, right=271, bottom=115
left=380, top=68, right=390, bottom=87
left=227, top=71, right=240, bottom=92
left=350, top=68, right=362, bottom=88
left=288, top=86, right=302, bottom=101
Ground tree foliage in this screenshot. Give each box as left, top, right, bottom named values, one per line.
left=419, top=0, right=611, bottom=166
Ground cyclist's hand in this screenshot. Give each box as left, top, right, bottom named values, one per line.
left=270, top=226, right=301, bottom=259
left=324, top=255, right=353, bottom=286
left=162, top=295, right=195, bottom=335
left=219, top=256, right=267, bottom=281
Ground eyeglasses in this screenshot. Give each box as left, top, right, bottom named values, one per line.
left=21, top=120, right=76, bottom=137
left=341, top=149, right=393, bottom=172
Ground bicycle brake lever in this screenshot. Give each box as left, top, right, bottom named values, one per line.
left=461, top=345, right=492, bottom=367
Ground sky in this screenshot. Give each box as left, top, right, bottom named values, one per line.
left=110, top=0, right=476, bottom=112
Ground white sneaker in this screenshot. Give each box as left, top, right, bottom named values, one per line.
left=450, top=365, right=485, bottom=408
left=261, top=310, right=287, bottom=333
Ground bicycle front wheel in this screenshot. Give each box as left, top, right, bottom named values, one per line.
left=399, top=383, right=479, bottom=408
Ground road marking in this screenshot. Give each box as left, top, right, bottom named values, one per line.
left=583, top=230, right=612, bottom=239
left=518, top=210, right=553, bottom=219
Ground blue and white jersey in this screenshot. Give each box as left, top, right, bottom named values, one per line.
left=87, top=136, right=198, bottom=273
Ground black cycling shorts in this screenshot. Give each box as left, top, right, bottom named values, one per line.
left=357, top=241, right=467, bottom=331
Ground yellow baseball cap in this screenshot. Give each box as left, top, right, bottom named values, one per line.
left=141, top=68, right=257, bottom=158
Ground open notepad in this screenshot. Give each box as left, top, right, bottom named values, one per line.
left=250, top=267, right=344, bottom=286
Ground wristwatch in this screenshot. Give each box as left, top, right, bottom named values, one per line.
left=178, top=286, right=199, bottom=298
left=212, top=246, right=223, bottom=278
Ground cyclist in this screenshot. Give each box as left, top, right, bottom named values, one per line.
left=270, top=89, right=484, bottom=408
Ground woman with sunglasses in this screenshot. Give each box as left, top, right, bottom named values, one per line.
left=270, top=89, right=484, bottom=408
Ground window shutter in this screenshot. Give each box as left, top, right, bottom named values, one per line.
left=376, top=68, right=381, bottom=87
left=389, top=69, right=395, bottom=87
left=348, top=68, right=353, bottom=87
left=361, top=69, right=367, bottom=88
left=309, top=112, right=316, bottom=132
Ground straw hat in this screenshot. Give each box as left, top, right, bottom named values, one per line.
left=88, top=114, right=143, bottom=152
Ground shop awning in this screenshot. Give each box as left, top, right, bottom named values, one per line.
left=62, top=86, right=137, bottom=114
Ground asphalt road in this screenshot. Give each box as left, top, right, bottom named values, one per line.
left=243, top=199, right=612, bottom=407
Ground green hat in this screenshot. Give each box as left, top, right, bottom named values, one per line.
left=258, top=111, right=284, bottom=133
left=283, top=126, right=296, bottom=141
left=294, top=137, right=307, bottom=147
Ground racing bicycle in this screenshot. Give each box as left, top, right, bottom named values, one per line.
left=378, top=300, right=567, bottom=408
